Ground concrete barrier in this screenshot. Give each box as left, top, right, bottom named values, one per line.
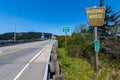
left=48, top=40, right=65, bottom=80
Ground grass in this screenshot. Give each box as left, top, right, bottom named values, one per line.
left=57, top=48, right=120, bottom=80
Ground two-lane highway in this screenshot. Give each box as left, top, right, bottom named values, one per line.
left=0, top=40, right=53, bottom=80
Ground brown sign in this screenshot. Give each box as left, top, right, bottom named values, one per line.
left=86, top=7, right=105, bottom=26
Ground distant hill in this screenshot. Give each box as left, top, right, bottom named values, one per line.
left=0, top=32, right=58, bottom=40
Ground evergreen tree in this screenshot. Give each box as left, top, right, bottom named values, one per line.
left=98, top=0, right=120, bottom=38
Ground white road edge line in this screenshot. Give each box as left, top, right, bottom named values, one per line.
left=13, top=47, right=46, bottom=80
left=43, top=47, right=52, bottom=80
left=43, top=41, right=54, bottom=80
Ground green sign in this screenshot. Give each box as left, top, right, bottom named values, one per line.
left=94, top=39, right=99, bottom=52
left=63, top=27, right=69, bottom=32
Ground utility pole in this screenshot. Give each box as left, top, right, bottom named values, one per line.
left=13, top=12, right=24, bottom=42
left=14, top=17, right=16, bottom=42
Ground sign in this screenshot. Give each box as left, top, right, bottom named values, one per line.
left=86, top=7, right=105, bottom=26
left=94, top=39, right=99, bottom=52
left=63, top=27, right=69, bottom=32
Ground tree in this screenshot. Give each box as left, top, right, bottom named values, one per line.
left=98, top=0, right=120, bottom=38
left=99, top=0, right=120, bottom=62
left=99, top=0, right=103, bottom=6
left=66, top=24, right=93, bottom=58
left=58, top=36, right=66, bottom=48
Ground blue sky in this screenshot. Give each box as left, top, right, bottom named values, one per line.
left=0, top=0, right=120, bottom=35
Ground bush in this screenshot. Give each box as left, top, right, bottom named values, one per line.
left=58, top=36, right=65, bottom=48
left=57, top=48, right=118, bottom=80
left=57, top=24, right=94, bottom=59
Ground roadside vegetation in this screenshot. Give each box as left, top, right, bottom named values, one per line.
left=57, top=48, right=120, bottom=80
left=57, top=25, right=120, bottom=79
left=57, top=1, right=120, bottom=79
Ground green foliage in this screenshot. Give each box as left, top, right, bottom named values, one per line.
left=57, top=36, right=65, bottom=48
left=57, top=24, right=93, bottom=58
left=57, top=48, right=95, bottom=80
left=57, top=48, right=117, bottom=80
left=0, top=32, right=56, bottom=40
left=95, top=67, right=112, bottom=80
left=98, top=5, right=120, bottom=38
left=68, top=24, right=93, bottom=58
left=0, top=32, right=14, bottom=40
left=99, top=53, right=106, bottom=60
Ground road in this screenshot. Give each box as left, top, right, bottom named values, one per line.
left=0, top=40, right=53, bottom=80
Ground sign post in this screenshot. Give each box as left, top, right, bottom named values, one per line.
left=63, top=27, right=69, bottom=50
left=86, top=6, right=105, bottom=72
left=94, top=27, right=99, bottom=72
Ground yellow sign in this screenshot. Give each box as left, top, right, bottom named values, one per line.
left=86, top=7, right=105, bottom=26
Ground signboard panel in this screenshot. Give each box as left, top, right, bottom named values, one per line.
left=86, top=7, right=105, bottom=26
left=94, top=39, right=99, bottom=52
left=63, top=27, right=69, bottom=32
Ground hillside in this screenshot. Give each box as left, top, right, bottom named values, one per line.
left=0, top=32, right=58, bottom=40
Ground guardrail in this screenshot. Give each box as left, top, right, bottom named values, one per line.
left=0, top=40, right=44, bottom=47
left=45, top=40, right=65, bottom=80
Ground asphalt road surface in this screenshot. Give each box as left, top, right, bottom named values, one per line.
left=0, top=40, right=53, bottom=80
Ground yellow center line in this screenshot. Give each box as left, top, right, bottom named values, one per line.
left=0, top=47, right=32, bottom=57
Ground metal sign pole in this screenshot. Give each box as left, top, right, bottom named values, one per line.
left=63, top=26, right=69, bottom=51
left=65, top=32, right=67, bottom=50
left=94, top=27, right=98, bottom=72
